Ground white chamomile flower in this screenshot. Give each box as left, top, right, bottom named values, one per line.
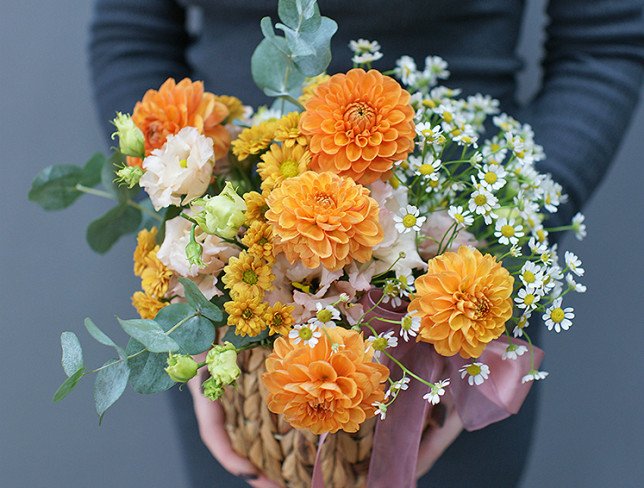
left=509, top=245, right=522, bottom=257
left=572, top=213, right=587, bottom=241
left=459, top=362, right=490, bottom=386
left=468, top=187, right=498, bottom=218
left=519, top=261, right=544, bottom=288
left=353, top=52, right=383, bottom=64
left=494, top=218, right=524, bottom=246
left=349, top=38, right=381, bottom=53
left=423, top=379, right=450, bottom=405
left=566, top=273, right=587, bottom=293
left=382, top=279, right=403, bottom=307
left=424, top=55, right=450, bottom=83
left=521, top=369, right=549, bottom=383
left=502, top=343, right=529, bottom=361
left=386, top=377, right=411, bottom=399
left=397, top=274, right=415, bottom=297
left=289, top=323, right=322, bottom=348
left=514, top=287, right=541, bottom=310
left=478, top=164, right=507, bottom=191
left=394, top=205, right=426, bottom=233
left=448, top=205, right=474, bottom=228
left=399, top=313, right=421, bottom=342
left=513, top=313, right=531, bottom=338
left=372, top=401, right=388, bottom=420
left=309, top=303, right=341, bottom=328
left=543, top=298, right=574, bottom=332
left=395, top=55, right=417, bottom=85
left=414, top=122, right=443, bottom=144
left=564, top=251, right=584, bottom=277
left=366, top=330, right=399, bottom=359
left=528, top=237, right=548, bottom=256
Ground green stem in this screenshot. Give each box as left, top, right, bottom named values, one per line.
left=76, top=184, right=163, bottom=222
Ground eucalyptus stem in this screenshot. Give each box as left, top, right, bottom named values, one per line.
left=76, top=183, right=163, bottom=222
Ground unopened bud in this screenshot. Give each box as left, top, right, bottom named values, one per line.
left=111, top=112, right=145, bottom=158
left=165, top=353, right=198, bottom=383
left=115, top=164, right=143, bottom=188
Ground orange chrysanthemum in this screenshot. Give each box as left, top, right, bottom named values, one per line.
left=130, top=78, right=230, bottom=166
left=132, top=291, right=167, bottom=319
left=408, top=246, right=514, bottom=358
left=299, top=69, right=415, bottom=184
left=133, top=227, right=158, bottom=276
left=262, top=327, right=389, bottom=434
left=265, top=171, right=383, bottom=271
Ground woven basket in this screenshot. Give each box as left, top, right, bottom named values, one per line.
left=221, top=346, right=376, bottom=487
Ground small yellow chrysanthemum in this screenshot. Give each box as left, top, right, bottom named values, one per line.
left=224, top=289, right=268, bottom=337
left=264, top=302, right=295, bottom=336
left=257, top=143, right=311, bottom=194
left=244, top=191, right=269, bottom=223
left=222, top=251, right=274, bottom=298
left=298, top=73, right=330, bottom=105
left=214, top=95, right=245, bottom=124
left=274, top=112, right=308, bottom=148
left=231, top=120, right=277, bottom=160
left=133, top=227, right=158, bottom=276
left=132, top=291, right=167, bottom=319
left=140, top=251, right=173, bottom=298
left=242, top=221, right=275, bottom=262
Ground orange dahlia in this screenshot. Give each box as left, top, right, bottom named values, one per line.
left=408, top=246, right=514, bottom=358
left=265, top=171, right=383, bottom=271
left=299, top=69, right=415, bottom=184
left=262, top=327, right=389, bottom=434
left=130, top=78, right=230, bottom=166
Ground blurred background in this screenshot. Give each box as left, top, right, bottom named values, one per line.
left=1, top=1, right=642, bottom=487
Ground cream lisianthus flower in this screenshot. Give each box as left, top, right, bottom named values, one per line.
left=140, top=127, right=215, bottom=210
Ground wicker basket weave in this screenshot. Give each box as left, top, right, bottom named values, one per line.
left=221, top=347, right=376, bottom=487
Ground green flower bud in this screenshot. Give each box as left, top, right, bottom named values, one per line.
left=115, top=164, right=144, bottom=188
left=165, top=353, right=199, bottom=383
left=202, top=377, right=225, bottom=401
left=206, top=342, right=241, bottom=386
left=193, top=182, right=246, bottom=239
left=111, top=112, right=145, bottom=158
left=185, top=225, right=205, bottom=267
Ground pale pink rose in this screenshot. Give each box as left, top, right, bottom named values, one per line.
left=418, top=210, right=480, bottom=260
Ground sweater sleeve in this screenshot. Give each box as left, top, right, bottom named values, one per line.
left=523, top=0, right=644, bottom=225
left=89, top=0, right=191, bottom=137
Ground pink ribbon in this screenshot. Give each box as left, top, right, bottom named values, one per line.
left=310, top=289, right=542, bottom=488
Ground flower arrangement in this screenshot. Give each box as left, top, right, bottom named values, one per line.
left=30, top=0, right=588, bottom=484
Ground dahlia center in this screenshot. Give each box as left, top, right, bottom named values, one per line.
left=550, top=308, right=565, bottom=323
left=457, top=292, right=492, bottom=319
left=279, top=160, right=299, bottom=178
left=314, top=192, right=335, bottom=208
left=344, top=101, right=375, bottom=132
left=242, top=269, right=259, bottom=285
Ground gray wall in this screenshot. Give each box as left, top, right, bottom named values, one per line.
left=1, top=1, right=642, bottom=487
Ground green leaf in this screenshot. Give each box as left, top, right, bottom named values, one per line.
left=178, top=277, right=223, bottom=323
left=155, top=303, right=216, bottom=355
left=276, top=23, right=316, bottom=56
left=278, top=0, right=320, bottom=31
left=252, top=38, right=305, bottom=97
left=118, top=318, right=179, bottom=353
left=94, top=359, right=130, bottom=420
left=60, top=332, right=84, bottom=377
left=292, top=17, right=337, bottom=76
left=53, top=367, right=85, bottom=403
left=80, top=153, right=106, bottom=187
left=29, top=164, right=83, bottom=210
left=86, top=203, right=142, bottom=254
left=84, top=318, right=126, bottom=359
left=223, top=327, right=270, bottom=350
left=126, top=339, right=175, bottom=394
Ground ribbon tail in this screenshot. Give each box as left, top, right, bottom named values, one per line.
left=311, top=433, right=328, bottom=488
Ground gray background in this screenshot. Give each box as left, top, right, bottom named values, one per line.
left=1, top=1, right=642, bottom=487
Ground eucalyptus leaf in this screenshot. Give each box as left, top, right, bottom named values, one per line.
left=60, top=332, right=84, bottom=377
left=86, top=203, right=142, bottom=254
left=276, top=24, right=316, bottom=56
left=118, top=318, right=179, bottom=353
left=84, top=318, right=126, bottom=359
left=53, top=367, right=85, bottom=403
left=178, top=277, right=223, bottom=323
left=126, top=339, right=175, bottom=394
left=80, top=153, right=106, bottom=187
left=252, top=39, right=305, bottom=97
left=223, top=327, right=270, bottom=350
left=155, top=303, right=216, bottom=355
left=94, top=359, right=130, bottom=420
left=292, top=17, right=337, bottom=76
left=28, top=164, right=83, bottom=210
left=278, top=0, right=320, bottom=31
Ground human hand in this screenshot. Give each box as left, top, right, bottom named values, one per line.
left=187, top=362, right=281, bottom=488
left=416, top=404, right=464, bottom=479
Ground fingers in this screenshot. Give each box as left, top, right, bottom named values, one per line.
left=187, top=371, right=281, bottom=488
left=416, top=407, right=464, bottom=479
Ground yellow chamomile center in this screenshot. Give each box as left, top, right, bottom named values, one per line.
left=523, top=294, right=535, bottom=306
left=316, top=309, right=333, bottom=323
left=402, top=214, right=418, bottom=228
left=474, top=194, right=488, bottom=206
left=550, top=308, right=565, bottom=323
left=419, top=163, right=434, bottom=175
left=401, top=316, right=413, bottom=331
left=523, top=271, right=535, bottom=284
left=454, top=213, right=465, bottom=224
left=465, top=364, right=481, bottom=376
left=372, top=337, right=388, bottom=351
left=484, top=171, right=498, bottom=184
left=299, top=327, right=313, bottom=341
left=279, top=160, right=299, bottom=178
left=242, top=269, right=259, bottom=285
left=501, top=225, right=515, bottom=238
left=179, top=158, right=188, bottom=168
